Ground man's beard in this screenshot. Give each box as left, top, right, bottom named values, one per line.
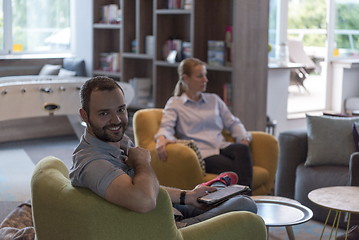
left=88, top=121, right=127, bottom=143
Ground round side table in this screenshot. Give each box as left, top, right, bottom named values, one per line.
left=308, top=186, right=359, bottom=240
left=251, top=195, right=313, bottom=240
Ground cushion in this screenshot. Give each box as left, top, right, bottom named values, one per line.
left=0, top=201, right=35, bottom=240
left=176, top=139, right=206, bottom=175
left=352, top=123, right=359, bottom=151
left=58, top=68, right=76, bottom=77
left=305, top=114, right=359, bottom=166
left=38, top=64, right=61, bottom=75
left=63, top=58, right=86, bottom=76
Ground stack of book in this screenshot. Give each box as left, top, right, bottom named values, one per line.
left=99, top=52, right=121, bottom=72
left=182, top=41, right=192, bottom=59
left=163, top=39, right=183, bottom=62
left=164, top=0, right=192, bottom=9
left=163, top=39, right=192, bottom=62
left=207, top=40, right=225, bottom=66
left=129, top=78, right=152, bottom=107
left=101, top=4, right=121, bottom=24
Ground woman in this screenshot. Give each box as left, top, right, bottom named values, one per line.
left=155, top=58, right=253, bottom=189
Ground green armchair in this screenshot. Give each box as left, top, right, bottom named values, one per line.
left=31, top=156, right=267, bottom=240
left=133, top=108, right=279, bottom=195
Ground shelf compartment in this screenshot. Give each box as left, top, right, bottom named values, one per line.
left=93, top=70, right=122, bottom=79
left=93, top=23, right=121, bottom=29
left=155, top=14, right=191, bottom=61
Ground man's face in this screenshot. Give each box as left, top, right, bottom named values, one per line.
left=82, top=88, right=128, bottom=143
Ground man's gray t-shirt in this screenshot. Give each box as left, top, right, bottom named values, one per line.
left=69, top=131, right=135, bottom=198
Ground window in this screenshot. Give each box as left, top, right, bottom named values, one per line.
left=0, top=0, right=4, bottom=51
left=268, top=0, right=278, bottom=58
left=335, top=0, right=359, bottom=58
left=1, top=0, right=70, bottom=55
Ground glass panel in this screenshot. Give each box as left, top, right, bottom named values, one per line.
left=288, top=0, right=327, bottom=52
left=0, top=0, right=3, bottom=51
left=268, top=0, right=277, bottom=58
left=11, top=0, right=70, bottom=53
left=287, top=0, right=327, bottom=114
left=335, top=0, right=359, bottom=58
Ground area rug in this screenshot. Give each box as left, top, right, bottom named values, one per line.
left=0, top=149, right=34, bottom=201
left=268, top=219, right=345, bottom=239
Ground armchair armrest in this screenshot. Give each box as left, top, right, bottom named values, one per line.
left=275, top=130, right=307, bottom=198
left=250, top=131, right=279, bottom=195
left=350, top=152, right=359, bottom=186
left=180, top=211, right=267, bottom=240
left=149, top=143, right=205, bottom=190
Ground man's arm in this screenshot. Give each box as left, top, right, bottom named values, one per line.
left=104, top=147, right=160, bottom=213
left=162, top=185, right=217, bottom=209
left=218, top=96, right=251, bottom=144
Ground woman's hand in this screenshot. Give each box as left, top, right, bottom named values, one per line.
left=155, top=135, right=175, bottom=161
left=239, top=136, right=251, bottom=146
left=239, top=139, right=250, bottom=146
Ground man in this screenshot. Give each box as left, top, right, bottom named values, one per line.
left=70, top=76, right=256, bottom=227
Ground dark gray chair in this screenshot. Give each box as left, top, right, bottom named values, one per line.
left=275, top=130, right=359, bottom=228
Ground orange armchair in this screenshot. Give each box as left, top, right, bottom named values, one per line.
left=133, top=108, right=279, bottom=195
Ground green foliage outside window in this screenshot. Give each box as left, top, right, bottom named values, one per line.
left=12, top=0, right=70, bottom=52
left=288, top=0, right=359, bottom=54
left=288, top=0, right=327, bottom=47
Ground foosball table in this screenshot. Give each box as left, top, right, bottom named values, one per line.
left=0, top=75, right=134, bottom=121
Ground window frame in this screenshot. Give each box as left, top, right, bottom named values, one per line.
left=1, top=0, right=12, bottom=54
left=1, top=0, right=71, bottom=56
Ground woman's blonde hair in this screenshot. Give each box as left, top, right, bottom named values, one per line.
left=174, top=58, right=205, bottom=96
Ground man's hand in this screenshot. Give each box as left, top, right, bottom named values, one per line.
left=125, top=146, right=151, bottom=168
left=155, top=135, right=175, bottom=161
left=186, top=186, right=217, bottom=209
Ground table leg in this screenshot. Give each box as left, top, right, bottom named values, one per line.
left=322, top=210, right=345, bottom=240
left=331, top=211, right=341, bottom=240
left=285, top=226, right=295, bottom=240
left=343, top=212, right=352, bottom=240
left=320, top=209, right=332, bottom=240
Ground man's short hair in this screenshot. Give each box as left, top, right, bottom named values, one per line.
left=80, top=76, right=124, bottom=114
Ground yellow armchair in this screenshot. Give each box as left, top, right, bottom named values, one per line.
left=133, top=108, right=279, bottom=195
left=31, top=156, right=267, bottom=240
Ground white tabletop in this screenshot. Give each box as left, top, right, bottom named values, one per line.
left=251, top=196, right=313, bottom=227
left=308, top=186, right=359, bottom=213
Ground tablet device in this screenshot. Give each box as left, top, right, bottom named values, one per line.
left=197, top=184, right=251, bottom=205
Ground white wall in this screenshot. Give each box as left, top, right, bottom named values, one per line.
left=71, top=0, right=93, bottom=76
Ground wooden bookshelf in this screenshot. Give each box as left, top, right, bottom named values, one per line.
left=92, top=0, right=268, bottom=130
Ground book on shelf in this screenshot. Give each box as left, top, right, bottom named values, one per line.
left=101, top=4, right=121, bottom=24
left=162, top=39, right=183, bottom=62
left=225, top=26, right=232, bottom=66
left=99, top=52, right=121, bottom=72
left=223, top=82, right=232, bottom=107
left=207, top=40, right=225, bottom=67
left=182, top=41, right=192, bottom=59
left=145, top=35, right=155, bottom=56
left=129, top=78, right=152, bottom=106
left=184, top=0, right=193, bottom=9
left=163, top=0, right=191, bottom=9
